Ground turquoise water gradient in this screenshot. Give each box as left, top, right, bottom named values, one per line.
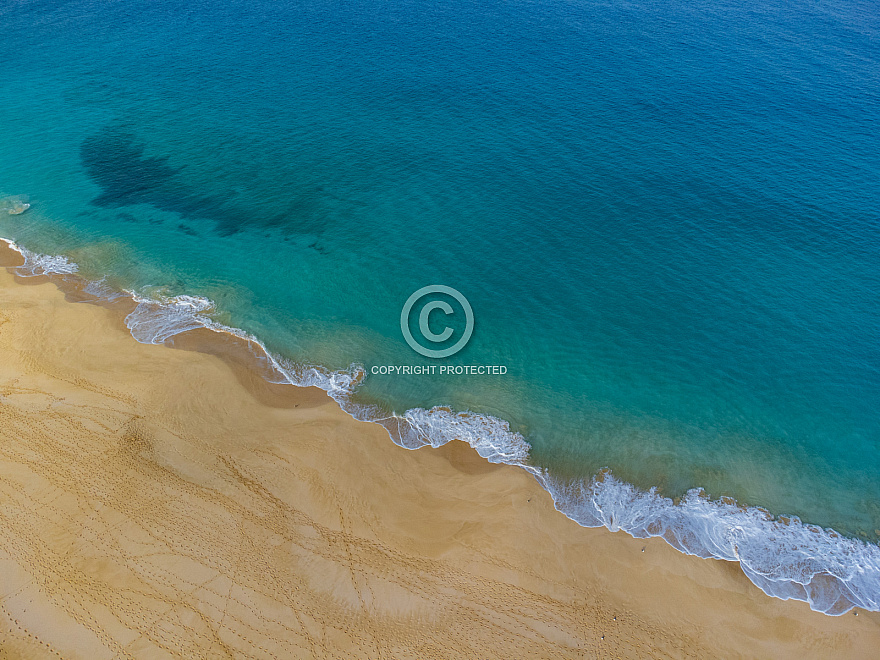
left=2, top=0, right=879, bottom=550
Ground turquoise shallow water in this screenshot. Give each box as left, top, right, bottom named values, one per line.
left=2, top=0, right=879, bottom=613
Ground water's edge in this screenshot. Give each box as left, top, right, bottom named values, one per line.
left=3, top=235, right=878, bottom=616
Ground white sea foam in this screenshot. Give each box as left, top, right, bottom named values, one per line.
left=0, top=237, right=78, bottom=276
left=4, top=235, right=879, bottom=616
left=539, top=472, right=880, bottom=614
left=125, top=291, right=217, bottom=344
left=82, top=277, right=128, bottom=303
left=380, top=406, right=531, bottom=464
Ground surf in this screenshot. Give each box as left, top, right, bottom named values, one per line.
left=3, top=235, right=877, bottom=616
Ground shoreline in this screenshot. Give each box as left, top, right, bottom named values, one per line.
left=1, top=240, right=880, bottom=656
left=3, top=237, right=880, bottom=618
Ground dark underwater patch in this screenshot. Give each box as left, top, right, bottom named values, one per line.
left=177, top=223, right=199, bottom=236
left=80, top=127, right=179, bottom=205
left=80, top=126, right=330, bottom=236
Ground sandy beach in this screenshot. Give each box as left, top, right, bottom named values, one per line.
left=0, top=242, right=878, bottom=659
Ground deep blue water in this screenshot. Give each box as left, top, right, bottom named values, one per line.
left=1, top=0, right=879, bottom=613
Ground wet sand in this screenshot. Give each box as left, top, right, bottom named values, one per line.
left=0, top=243, right=878, bottom=658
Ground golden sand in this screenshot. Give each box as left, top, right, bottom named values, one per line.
left=0, top=243, right=878, bottom=658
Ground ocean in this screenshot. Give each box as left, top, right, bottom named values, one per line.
left=1, top=0, right=878, bottom=614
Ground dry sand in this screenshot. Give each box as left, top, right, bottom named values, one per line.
left=0, top=243, right=878, bottom=659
